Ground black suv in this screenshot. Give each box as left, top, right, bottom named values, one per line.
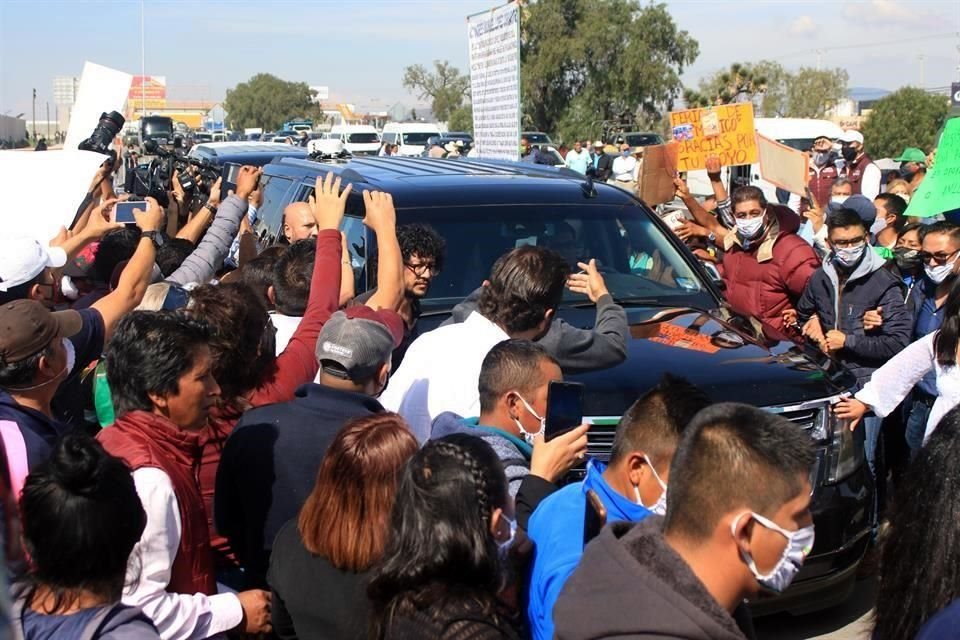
left=251, top=156, right=873, bottom=615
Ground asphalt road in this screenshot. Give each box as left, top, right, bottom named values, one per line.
left=755, top=578, right=876, bottom=639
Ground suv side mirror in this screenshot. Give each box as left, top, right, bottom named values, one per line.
left=700, top=260, right=725, bottom=290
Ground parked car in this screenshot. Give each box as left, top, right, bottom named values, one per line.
left=329, top=124, right=381, bottom=156
left=521, top=131, right=553, bottom=145
left=619, top=131, right=664, bottom=148
left=248, top=153, right=871, bottom=616
left=420, top=135, right=473, bottom=156
left=381, top=122, right=443, bottom=156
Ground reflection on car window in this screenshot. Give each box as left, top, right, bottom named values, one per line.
left=394, top=204, right=710, bottom=309
left=254, top=176, right=293, bottom=244
left=298, top=187, right=367, bottom=291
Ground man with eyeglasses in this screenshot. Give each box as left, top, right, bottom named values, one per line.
left=796, top=208, right=912, bottom=505
left=353, top=223, right=446, bottom=365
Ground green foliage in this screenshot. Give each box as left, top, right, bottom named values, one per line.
left=223, top=74, right=322, bottom=131
left=447, top=105, right=473, bottom=133
left=520, top=0, right=698, bottom=140
left=685, top=61, right=846, bottom=118
left=684, top=62, right=767, bottom=108
left=402, top=61, right=470, bottom=123
left=785, top=67, right=849, bottom=119
left=861, top=87, right=949, bottom=158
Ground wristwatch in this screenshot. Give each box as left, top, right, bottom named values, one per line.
left=142, top=230, right=164, bottom=248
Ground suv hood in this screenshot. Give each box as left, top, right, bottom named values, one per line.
left=561, top=305, right=855, bottom=416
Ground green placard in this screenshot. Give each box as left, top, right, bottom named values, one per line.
left=904, top=118, right=960, bottom=218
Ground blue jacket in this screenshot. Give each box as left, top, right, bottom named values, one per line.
left=797, top=247, right=913, bottom=385
left=526, top=459, right=651, bottom=640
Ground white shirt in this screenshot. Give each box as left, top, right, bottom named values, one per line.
left=855, top=333, right=960, bottom=443
left=859, top=162, right=882, bottom=200
left=379, top=311, right=509, bottom=443
left=126, top=468, right=243, bottom=640
left=611, top=155, right=638, bottom=182
left=270, top=312, right=302, bottom=356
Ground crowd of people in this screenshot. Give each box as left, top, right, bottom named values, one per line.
left=0, top=121, right=955, bottom=640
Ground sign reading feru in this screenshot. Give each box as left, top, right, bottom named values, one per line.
left=669, top=103, right=758, bottom=171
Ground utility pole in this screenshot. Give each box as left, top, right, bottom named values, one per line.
left=45, top=103, right=50, bottom=140
left=31, top=88, right=36, bottom=141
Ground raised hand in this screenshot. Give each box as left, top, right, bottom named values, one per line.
left=567, top=259, right=609, bottom=303
left=309, top=171, right=353, bottom=231
left=234, top=165, right=262, bottom=200
left=530, top=424, right=590, bottom=484
left=361, top=190, right=396, bottom=235
left=133, top=197, right=164, bottom=233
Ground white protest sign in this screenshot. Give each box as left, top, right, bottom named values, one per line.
left=467, top=2, right=521, bottom=161
left=64, top=62, right=132, bottom=152
left=0, top=150, right=108, bottom=241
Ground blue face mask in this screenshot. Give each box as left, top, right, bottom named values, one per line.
left=621, top=150, right=631, bottom=157
left=497, top=515, right=517, bottom=562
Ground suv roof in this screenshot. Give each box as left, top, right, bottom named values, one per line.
left=189, top=142, right=308, bottom=165
left=267, top=156, right=635, bottom=208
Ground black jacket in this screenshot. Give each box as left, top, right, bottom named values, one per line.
left=797, top=248, right=913, bottom=384
left=268, top=520, right=371, bottom=640
left=554, top=518, right=749, bottom=640
left=591, top=153, right=613, bottom=182
left=443, top=288, right=628, bottom=373
left=215, top=383, right=383, bottom=587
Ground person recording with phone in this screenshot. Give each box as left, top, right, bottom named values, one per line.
left=526, top=375, right=711, bottom=640
left=430, top=339, right=588, bottom=502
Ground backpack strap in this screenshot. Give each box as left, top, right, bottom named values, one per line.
left=0, top=421, right=28, bottom=499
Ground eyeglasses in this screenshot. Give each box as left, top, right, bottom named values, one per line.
left=831, top=236, right=866, bottom=248
left=405, top=262, right=438, bottom=277
left=918, top=249, right=960, bottom=265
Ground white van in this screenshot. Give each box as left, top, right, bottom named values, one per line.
left=686, top=117, right=844, bottom=203
left=329, top=125, right=382, bottom=156
left=381, top=122, right=443, bottom=157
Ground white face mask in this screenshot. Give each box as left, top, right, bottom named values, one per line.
left=735, top=215, right=765, bottom=240
left=633, top=454, right=668, bottom=515
left=831, top=195, right=849, bottom=205
left=925, top=254, right=959, bottom=285
left=833, top=243, right=866, bottom=268
left=512, top=393, right=545, bottom=445
left=870, top=216, right=887, bottom=237
left=732, top=512, right=815, bottom=594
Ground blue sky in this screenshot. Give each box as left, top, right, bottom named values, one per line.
left=1, top=0, right=958, bottom=117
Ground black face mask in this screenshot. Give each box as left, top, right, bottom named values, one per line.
left=894, top=247, right=922, bottom=272
left=841, top=146, right=857, bottom=162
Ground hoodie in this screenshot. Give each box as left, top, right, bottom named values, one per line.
left=430, top=412, right=531, bottom=497
left=554, top=518, right=746, bottom=640
left=796, top=244, right=913, bottom=384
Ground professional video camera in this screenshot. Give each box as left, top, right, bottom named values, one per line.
left=128, top=139, right=221, bottom=209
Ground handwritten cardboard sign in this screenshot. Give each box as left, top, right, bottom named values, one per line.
left=668, top=103, right=758, bottom=171
left=755, top=133, right=809, bottom=195
left=905, top=118, right=960, bottom=218
left=639, top=141, right=680, bottom=206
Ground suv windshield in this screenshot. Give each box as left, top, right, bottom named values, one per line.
left=392, top=204, right=714, bottom=311
left=401, top=132, right=435, bottom=146
left=624, top=133, right=663, bottom=147
left=347, top=133, right=380, bottom=144
left=143, top=120, right=173, bottom=137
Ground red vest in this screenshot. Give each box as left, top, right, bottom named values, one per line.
left=98, top=410, right=217, bottom=596
left=806, top=162, right=840, bottom=210
left=843, top=153, right=875, bottom=195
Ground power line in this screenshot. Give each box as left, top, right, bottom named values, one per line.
left=774, top=31, right=959, bottom=61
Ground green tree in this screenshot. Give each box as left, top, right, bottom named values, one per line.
left=224, top=73, right=320, bottom=131
left=861, top=87, right=949, bottom=158
left=784, top=67, right=848, bottom=118
left=520, top=0, right=698, bottom=141
left=447, top=104, right=473, bottom=133
left=684, top=62, right=767, bottom=108
left=402, top=60, right=470, bottom=122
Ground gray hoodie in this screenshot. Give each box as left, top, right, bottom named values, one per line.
left=430, top=412, right=531, bottom=497
left=554, top=518, right=747, bottom=640
left=11, top=595, right=159, bottom=640
left=442, top=288, right=628, bottom=373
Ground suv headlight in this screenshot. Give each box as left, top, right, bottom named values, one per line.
left=824, top=400, right=864, bottom=484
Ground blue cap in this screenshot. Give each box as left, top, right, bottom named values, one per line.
left=827, top=194, right=876, bottom=225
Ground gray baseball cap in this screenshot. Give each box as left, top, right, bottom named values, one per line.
left=316, top=307, right=404, bottom=380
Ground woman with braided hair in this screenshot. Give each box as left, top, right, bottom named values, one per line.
left=368, top=434, right=523, bottom=640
